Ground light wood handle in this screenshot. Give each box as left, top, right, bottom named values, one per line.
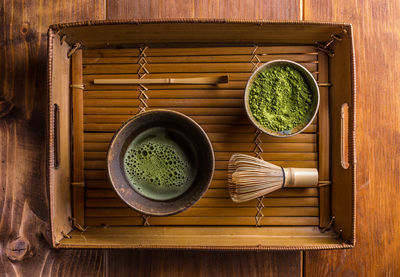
left=93, top=76, right=229, bottom=85
left=283, top=168, right=319, bottom=187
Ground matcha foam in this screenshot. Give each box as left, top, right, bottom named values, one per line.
left=123, top=127, right=196, bottom=201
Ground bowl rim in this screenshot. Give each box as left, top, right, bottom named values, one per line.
left=106, top=109, right=215, bottom=216
left=244, top=59, right=320, bottom=138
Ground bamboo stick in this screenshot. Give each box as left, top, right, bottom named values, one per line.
left=71, top=49, right=85, bottom=227
left=83, top=98, right=244, bottom=107
left=93, top=76, right=229, bottom=85
left=84, top=72, right=318, bottom=83
left=85, top=73, right=250, bottom=83
left=317, top=50, right=331, bottom=228
left=84, top=81, right=248, bottom=91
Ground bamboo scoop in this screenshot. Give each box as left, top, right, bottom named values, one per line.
left=94, top=75, right=228, bottom=85
left=228, top=154, right=318, bottom=203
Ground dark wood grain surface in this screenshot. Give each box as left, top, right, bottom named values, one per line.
left=304, top=0, right=400, bottom=275
left=0, top=1, right=302, bottom=276
left=0, top=0, right=106, bottom=276
left=1, top=0, right=399, bottom=276
left=106, top=0, right=301, bottom=20
left=107, top=250, right=301, bottom=277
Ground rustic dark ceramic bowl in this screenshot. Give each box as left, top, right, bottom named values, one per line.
left=107, top=109, right=214, bottom=216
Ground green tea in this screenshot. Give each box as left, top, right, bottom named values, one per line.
left=123, top=127, right=196, bottom=201
left=249, top=65, right=313, bottom=131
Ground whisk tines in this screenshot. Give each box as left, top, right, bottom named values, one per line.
left=228, top=153, right=318, bottom=203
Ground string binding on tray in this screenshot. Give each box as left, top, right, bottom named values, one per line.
left=250, top=45, right=261, bottom=71
left=251, top=45, right=266, bottom=227
left=316, top=29, right=348, bottom=57
left=70, top=84, right=85, bottom=90
left=137, top=46, right=150, bottom=114
left=320, top=216, right=335, bottom=233
left=320, top=216, right=348, bottom=243
left=137, top=46, right=152, bottom=226
left=142, top=215, right=151, bottom=226
left=67, top=42, right=82, bottom=58
left=69, top=216, right=87, bottom=232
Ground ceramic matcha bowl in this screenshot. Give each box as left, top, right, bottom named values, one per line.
left=107, top=109, right=214, bottom=216
left=244, top=60, right=320, bottom=137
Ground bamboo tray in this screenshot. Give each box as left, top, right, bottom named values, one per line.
left=47, top=20, right=356, bottom=250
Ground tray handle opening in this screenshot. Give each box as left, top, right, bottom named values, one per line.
left=53, top=103, right=60, bottom=168
left=341, top=103, right=349, bottom=169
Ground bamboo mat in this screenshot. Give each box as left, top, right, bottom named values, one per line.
left=80, top=45, right=326, bottom=227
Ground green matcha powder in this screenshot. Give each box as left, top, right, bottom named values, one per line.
left=248, top=65, right=313, bottom=132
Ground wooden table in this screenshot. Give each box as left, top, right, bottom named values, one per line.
left=1, top=1, right=399, bottom=276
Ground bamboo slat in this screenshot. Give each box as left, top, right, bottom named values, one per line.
left=84, top=88, right=246, bottom=99
left=85, top=187, right=318, bottom=199
left=85, top=197, right=319, bottom=208
left=84, top=216, right=319, bottom=226
left=83, top=46, right=318, bottom=57
left=84, top=131, right=317, bottom=143
left=79, top=44, right=324, bottom=228
left=84, top=155, right=317, bottom=170
left=84, top=151, right=318, bottom=163
left=83, top=122, right=317, bottom=133
left=84, top=141, right=316, bottom=152
left=84, top=98, right=244, bottom=107
left=84, top=106, right=245, bottom=115
left=84, top=180, right=318, bottom=196
left=317, top=51, right=331, bottom=227
left=84, top=115, right=250, bottom=124
left=83, top=165, right=319, bottom=180
left=83, top=54, right=317, bottom=64
left=85, top=206, right=319, bottom=217
left=71, top=50, right=85, bottom=227
left=83, top=63, right=318, bottom=75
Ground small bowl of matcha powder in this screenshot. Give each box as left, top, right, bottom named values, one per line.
left=244, top=60, right=320, bottom=137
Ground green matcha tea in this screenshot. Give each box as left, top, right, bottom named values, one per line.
left=248, top=65, right=313, bottom=132
left=123, top=127, right=197, bottom=201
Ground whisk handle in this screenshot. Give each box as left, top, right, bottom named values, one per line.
left=283, top=168, right=319, bottom=187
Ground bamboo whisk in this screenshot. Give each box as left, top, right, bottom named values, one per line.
left=228, top=154, right=318, bottom=203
